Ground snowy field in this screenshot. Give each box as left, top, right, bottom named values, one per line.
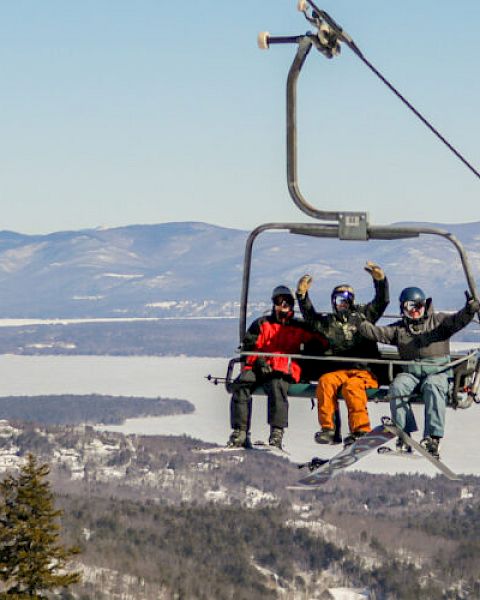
left=0, top=354, right=478, bottom=478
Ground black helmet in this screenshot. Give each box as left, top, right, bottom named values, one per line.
left=271, top=285, right=294, bottom=306
left=331, top=284, right=355, bottom=311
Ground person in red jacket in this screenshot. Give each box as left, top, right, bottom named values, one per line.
left=228, top=285, right=329, bottom=450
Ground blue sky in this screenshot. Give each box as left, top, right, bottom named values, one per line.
left=1, top=1, right=479, bottom=234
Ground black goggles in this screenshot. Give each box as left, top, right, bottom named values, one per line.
left=274, top=296, right=293, bottom=307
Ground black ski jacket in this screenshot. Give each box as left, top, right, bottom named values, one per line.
left=297, top=277, right=389, bottom=374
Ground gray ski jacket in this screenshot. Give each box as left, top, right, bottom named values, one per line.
left=358, top=299, right=475, bottom=362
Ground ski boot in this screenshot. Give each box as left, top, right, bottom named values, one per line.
left=343, top=430, right=368, bottom=447
left=314, top=429, right=336, bottom=445
left=396, top=436, right=413, bottom=454
left=227, top=428, right=251, bottom=448
left=421, top=435, right=440, bottom=459
left=268, top=426, right=284, bottom=449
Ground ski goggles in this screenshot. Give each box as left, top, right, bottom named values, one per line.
left=333, top=291, right=353, bottom=306
left=273, top=295, right=294, bottom=307
left=403, top=300, right=426, bottom=318
left=404, top=300, right=425, bottom=312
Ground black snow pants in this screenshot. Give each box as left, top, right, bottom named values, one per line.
left=230, top=369, right=290, bottom=432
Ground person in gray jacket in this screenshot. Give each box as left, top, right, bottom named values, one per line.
left=358, top=286, right=479, bottom=458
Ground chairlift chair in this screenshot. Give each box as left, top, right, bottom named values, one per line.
left=221, top=2, right=480, bottom=410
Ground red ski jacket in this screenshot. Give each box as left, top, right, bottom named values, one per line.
left=242, top=314, right=328, bottom=382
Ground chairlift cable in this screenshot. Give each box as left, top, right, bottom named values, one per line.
left=305, top=0, right=480, bottom=181
left=350, top=50, right=480, bottom=181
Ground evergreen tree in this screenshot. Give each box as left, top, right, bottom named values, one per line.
left=0, top=453, right=81, bottom=598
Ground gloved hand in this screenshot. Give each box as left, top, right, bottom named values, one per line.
left=364, top=261, right=385, bottom=281
left=296, top=274, right=312, bottom=299
left=465, top=290, right=480, bottom=314
left=349, top=313, right=364, bottom=330
left=253, top=358, right=273, bottom=378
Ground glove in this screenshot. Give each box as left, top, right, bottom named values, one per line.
left=349, top=313, right=364, bottom=330
left=296, top=274, right=313, bottom=299
left=364, top=261, right=384, bottom=281
left=465, top=290, right=480, bottom=314
left=253, top=358, right=273, bottom=378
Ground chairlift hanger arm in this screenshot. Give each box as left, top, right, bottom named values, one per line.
left=259, top=3, right=480, bottom=226
left=246, top=7, right=480, bottom=345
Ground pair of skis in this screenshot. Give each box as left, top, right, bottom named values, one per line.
left=296, top=417, right=460, bottom=487
left=193, top=441, right=289, bottom=458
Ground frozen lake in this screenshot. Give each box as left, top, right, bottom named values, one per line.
left=0, top=354, right=478, bottom=477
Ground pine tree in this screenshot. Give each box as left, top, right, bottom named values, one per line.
left=0, top=453, right=81, bottom=598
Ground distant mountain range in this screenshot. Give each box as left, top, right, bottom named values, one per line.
left=0, top=220, right=479, bottom=318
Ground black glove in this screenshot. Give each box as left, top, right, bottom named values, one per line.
left=253, top=358, right=273, bottom=378
left=465, top=290, right=480, bottom=314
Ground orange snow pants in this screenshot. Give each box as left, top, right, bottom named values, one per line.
left=316, top=369, right=378, bottom=433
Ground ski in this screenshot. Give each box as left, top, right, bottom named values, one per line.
left=381, top=417, right=461, bottom=481
left=376, top=446, right=421, bottom=460
left=192, top=446, right=245, bottom=455
left=252, top=441, right=290, bottom=456
left=193, top=442, right=289, bottom=457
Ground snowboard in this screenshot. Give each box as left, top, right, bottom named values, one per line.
left=296, top=417, right=461, bottom=487
left=297, top=424, right=396, bottom=486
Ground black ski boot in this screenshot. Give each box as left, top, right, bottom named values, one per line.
left=396, top=436, right=413, bottom=454
left=343, top=430, right=368, bottom=447
left=227, top=428, right=248, bottom=448
left=314, top=429, right=336, bottom=445
left=268, top=426, right=284, bottom=449
left=421, top=435, right=440, bottom=459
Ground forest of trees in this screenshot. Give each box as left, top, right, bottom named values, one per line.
left=0, top=394, right=194, bottom=425
left=1, top=420, right=480, bottom=598
left=57, top=494, right=448, bottom=600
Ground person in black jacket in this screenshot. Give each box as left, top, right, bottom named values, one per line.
left=358, top=286, right=479, bottom=458
left=296, top=261, right=389, bottom=446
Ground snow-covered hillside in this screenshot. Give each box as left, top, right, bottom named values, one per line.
left=0, top=221, right=479, bottom=317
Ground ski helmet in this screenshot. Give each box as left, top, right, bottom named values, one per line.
left=399, top=286, right=426, bottom=319
left=399, top=287, right=426, bottom=306
left=331, top=284, right=355, bottom=311
left=271, top=285, right=294, bottom=306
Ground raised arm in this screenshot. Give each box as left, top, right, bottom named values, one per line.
left=362, top=261, right=390, bottom=323
left=433, top=293, right=479, bottom=338
left=296, top=274, right=328, bottom=327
